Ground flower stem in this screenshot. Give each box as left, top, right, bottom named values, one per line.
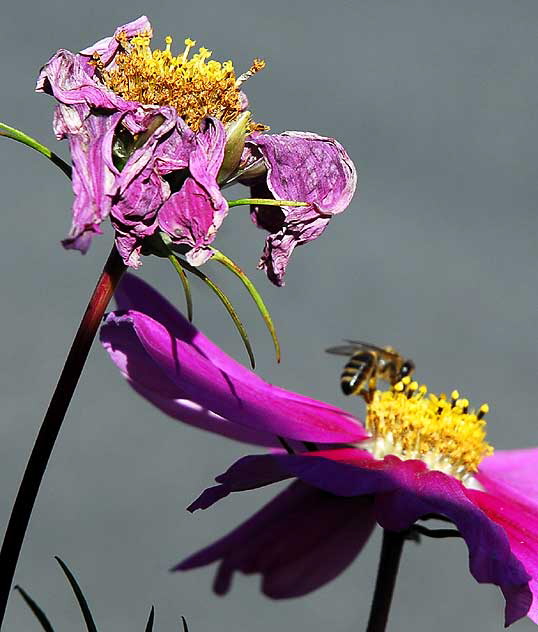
left=0, top=245, right=126, bottom=628
left=365, top=529, right=405, bottom=632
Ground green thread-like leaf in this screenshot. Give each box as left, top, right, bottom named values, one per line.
left=174, top=256, right=256, bottom=368
left=211, top=248, right=281, bottom=362
left=227, top=198, right=308, bottom=208
left=55, top=557, right=98, bottom=632
left=168, top=253, right=194, bottom=322
left=0, top=122, right=72, bottom=179
left=14, top=586, right=55, bottom=632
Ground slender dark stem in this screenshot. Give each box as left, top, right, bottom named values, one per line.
left=0, top=246, right=126, bottom=628
left=365, top=529, right=406, bottom=632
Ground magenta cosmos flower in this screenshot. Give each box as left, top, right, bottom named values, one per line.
left=100, top=275, right=538, bottom=627
left=36, top=16, right=356, bottom=284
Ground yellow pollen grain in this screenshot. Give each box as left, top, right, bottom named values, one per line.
left=100, top=32, right=265, bottom=130
left=366, top=381, right=494, bottom=477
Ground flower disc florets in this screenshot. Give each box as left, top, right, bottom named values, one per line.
left=365, top=377, right=493, bottom=482
left=100, top=33, right=265, bottom=131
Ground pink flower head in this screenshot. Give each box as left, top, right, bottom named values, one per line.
left=100, top=277, right=538, bottom=627
left=37, top=17, right=356, bottom=283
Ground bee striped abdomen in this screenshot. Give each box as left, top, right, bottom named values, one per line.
left=340, top=352, right=374, bottom=395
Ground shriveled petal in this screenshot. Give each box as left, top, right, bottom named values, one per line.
left=190, top=449, right=532, bottom=624
left=37, top=49, right=130, bottom=113
left=78, top=16, right=152, bottom=73
left=59, top=109, right=121, bottom=252
left=158, top=177, right=227, bottom=265
left=100, top=275, right=367, bottom=444
left=477, top=449, right=538, bottom=512
left=246, top=132, right=357, bottom=285
left=176, top=481, right=376, bottom=599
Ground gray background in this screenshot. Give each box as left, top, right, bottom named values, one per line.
left=0, top=0, right=537, bottom=630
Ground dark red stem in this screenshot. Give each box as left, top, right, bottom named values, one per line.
left=365, top=529, right=406, bottom=632
left=0, top=246, right=126, bottom=627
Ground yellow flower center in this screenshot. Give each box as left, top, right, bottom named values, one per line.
left=364, top=377, right=493, bottom=482
left=99, top=32, right=266, bottom=130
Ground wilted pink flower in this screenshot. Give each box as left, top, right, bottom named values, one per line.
left=101, top=275, right=538, bottom=627
left=37, top=17, right=356, bottom=283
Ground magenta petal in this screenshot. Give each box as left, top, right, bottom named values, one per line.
left=477, top=449, right=538, bottom=512
left=176, top=481, right=376, bottom=599
left=101, top=275, right=367, bottom=444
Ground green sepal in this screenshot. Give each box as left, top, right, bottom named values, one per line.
left=211, top=248, right=281, bottom=363
left=227, top=198, right=308, bottom=208
left=174, top=255, right=256, bottom=368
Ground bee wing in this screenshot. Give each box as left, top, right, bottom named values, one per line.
left=325, top=344, right=362, bottom=357
left=344, top=339, right=400, bottom=358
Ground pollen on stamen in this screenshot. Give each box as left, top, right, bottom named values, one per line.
left=364, top=380, right=494, bottom=482
left=99, top=31, right=266, bottom=131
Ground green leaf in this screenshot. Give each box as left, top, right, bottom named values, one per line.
left=55, top=557, right=98, bottom=632
left=168, top=253, right=194, bottom=322
left=174, top=256, right=256, bottom=368
left=211, top=248, right=281, bottom=363
left=144, top=606, right=155, bottom=632
left=14, top=586, right=55, bottom=632
left=0, top=122, right=72, bottom=179
left=227, top=198, right=308, bottom=208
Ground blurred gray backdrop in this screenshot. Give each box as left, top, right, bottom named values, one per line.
left=0, top=1, right=537, bottom=630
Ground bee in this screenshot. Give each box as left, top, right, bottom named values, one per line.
left=326, top=340, right=415, bottom=398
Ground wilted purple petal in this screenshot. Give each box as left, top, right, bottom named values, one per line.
left=158, top=178, right=225, bottom=265
left=78, top=16, right=152, bottom=74
left=176, top=481, right=376, bottom=599
left=245, top=132, right=356, bottom=285
left=60, top=110, right=121, bottom=252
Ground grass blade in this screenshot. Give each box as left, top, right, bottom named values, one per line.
left=14, top=586, right=55, bottom=632
left=211, top=248, right=281, bottom=363
left=55, top=557, right=98, bottom=632
left=174, top=256, right=256, bottom=368
left=0, top=122, right=72, bottom=179
left=168, top=253, right=193, bottom=321
left=144, top=606, right=155, bottom=632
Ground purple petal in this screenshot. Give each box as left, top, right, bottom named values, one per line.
left=100, top=275, right=367, bottom=444
left=37, top=49, right=130, bottom=112
left=468, top=489, right=538, bottom=625
left=78, top=16, right=152, bottom=74
left=158, top=177, right=227, bottom=264
left=246, top=132, right=356, bottom=285
left=176, top=481, right=375, bottom=599
left=60, top=110, right=122, bottom=252
left=191, top=448, right=532, bottom=623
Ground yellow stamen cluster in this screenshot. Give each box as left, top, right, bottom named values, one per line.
left=365, top=377, right=493, bottom=481
left=100, top=33, right=265, bottom=130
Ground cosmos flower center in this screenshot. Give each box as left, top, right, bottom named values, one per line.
left=364, top=377, right=493, bottom=482
left=100, top=33, right=265, bottom=130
